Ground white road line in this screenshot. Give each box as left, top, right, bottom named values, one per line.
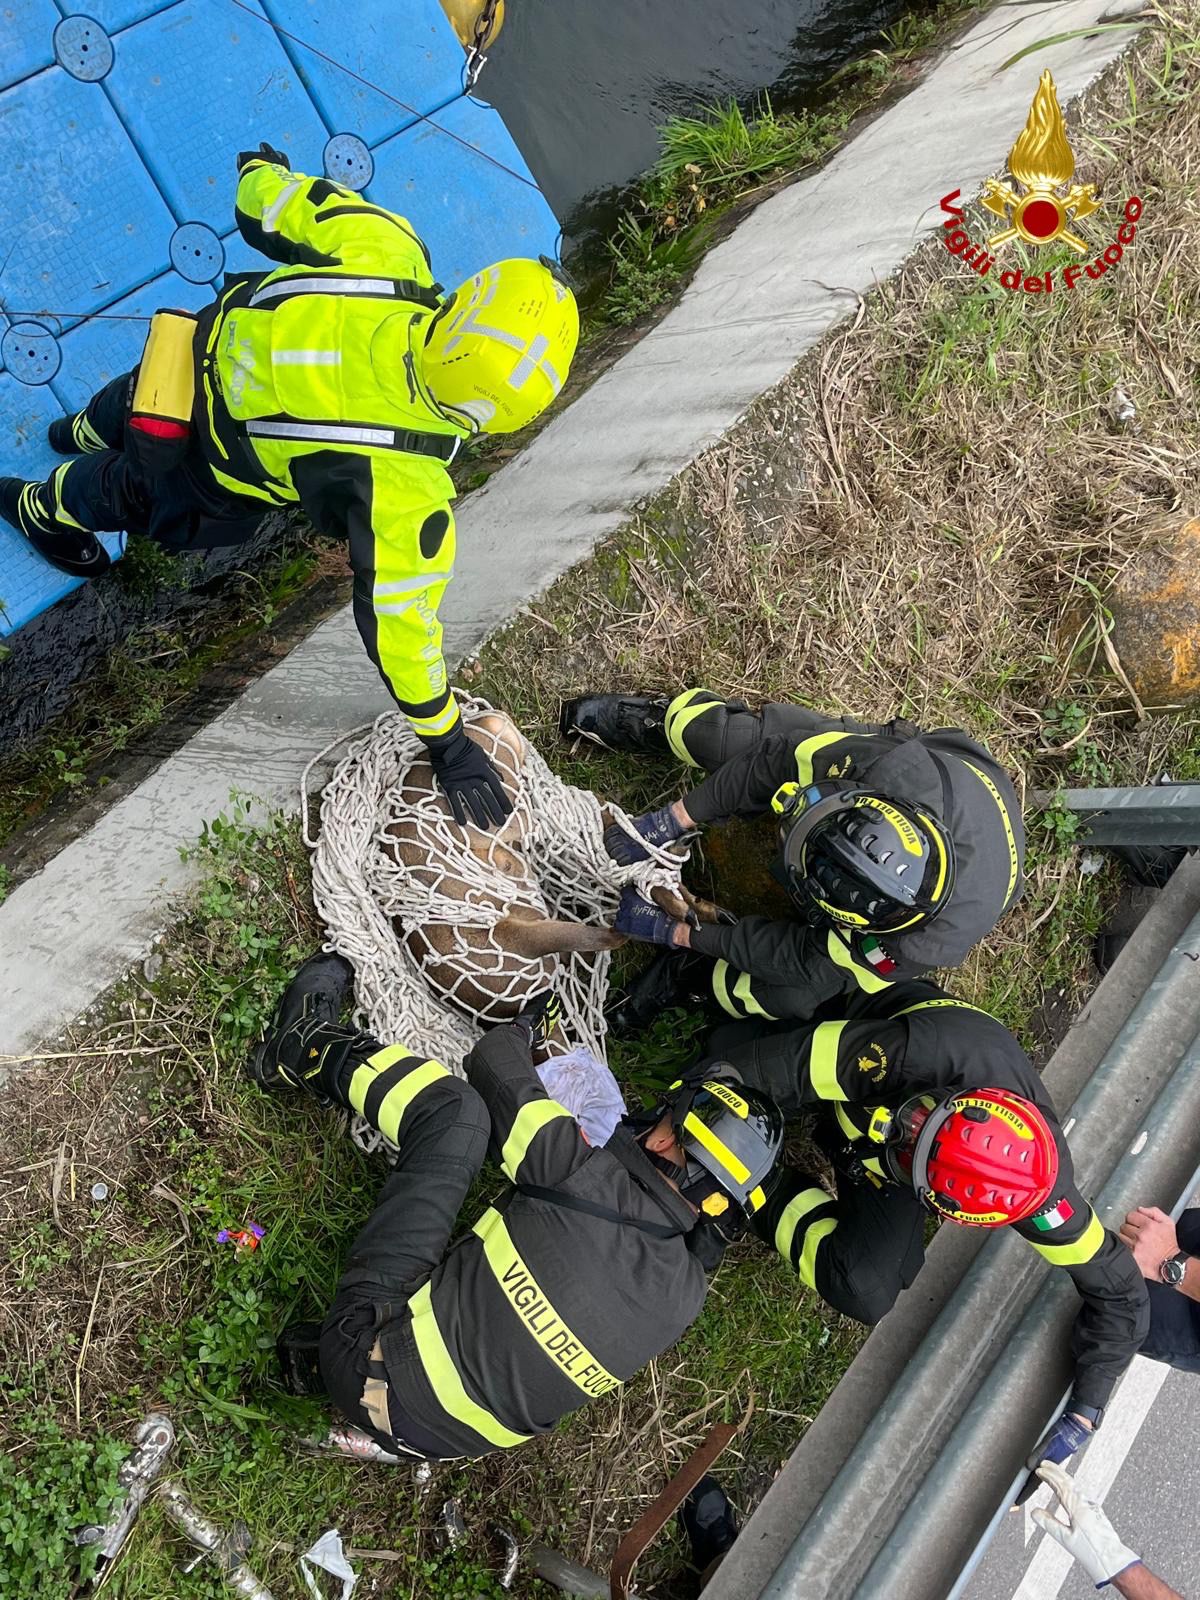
left=1011, top=1356, right=1172, bottom=1599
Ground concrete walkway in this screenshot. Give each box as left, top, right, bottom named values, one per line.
left=0, top=0, right=1143, bottom=1060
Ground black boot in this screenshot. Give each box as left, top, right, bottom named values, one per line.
left=247, top=950, right=358, bottom=1100
left=0, top=477, right=111, bottom=579
left=559, top=693, right=670, bottom=754
left=606, top=949, right=713, bottom=1038
left=679, top=1474, right=739, bottom=1576
left=276, top=1321, right=327, bottom=1396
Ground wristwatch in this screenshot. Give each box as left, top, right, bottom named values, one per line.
left=1160, top=1250, right=1190, bottom=1287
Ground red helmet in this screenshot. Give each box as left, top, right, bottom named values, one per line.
left=877, top=1086, right=1059, bottom=1227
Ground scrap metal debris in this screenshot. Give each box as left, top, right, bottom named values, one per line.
left=157, top=1481, right=275, bottom=1599
left=75, top=1412, right=175, bottom=1589
left=1109, top=385, right=1136, bottom=427
left=494, top=1526, right=519, bottom=1589
left=437, top=1498, right=467, bottom=1549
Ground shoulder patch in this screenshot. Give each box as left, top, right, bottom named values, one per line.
left=1030, top=1196, right=1075, bottom=1232
left=856, top=1043, right=889, bottom=1083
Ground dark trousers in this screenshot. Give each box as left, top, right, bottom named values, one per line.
left=1140, top=1209, right=1200, bottom=1374
left=710, top=1014, right=926, bottom=1325
left=318, top=1072, right=491, bottom=1455
left=55, top=371, right=265, bottom=551
left=673, top=692, right=882, bottom=772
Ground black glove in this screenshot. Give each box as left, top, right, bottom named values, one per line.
left=512, top=989, right=561, bottom=1052
left=237, top=141, right=289, bottom=174
left=428, top=728, right=514, bottom=829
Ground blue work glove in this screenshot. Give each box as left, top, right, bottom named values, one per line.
left=1013, top=1412, right=1092, bottom=1505
left=614, top=887, right=683, bottom=948
left=604, top=805, right=691, bottom=867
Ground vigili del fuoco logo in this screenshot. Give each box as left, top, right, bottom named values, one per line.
left=937, top=70, right=1143, bottom=294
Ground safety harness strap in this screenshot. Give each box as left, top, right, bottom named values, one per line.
left=243, top=415, right=460, bottom=461
left=248, top=272, right=443, bottom=310
left=508, top=1182, right=682, bottom=1239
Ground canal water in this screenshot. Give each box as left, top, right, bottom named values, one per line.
left=481, top=0, right=914, bottom=234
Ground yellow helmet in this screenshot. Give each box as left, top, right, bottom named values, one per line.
left=421, top=257, right=579, bottom=434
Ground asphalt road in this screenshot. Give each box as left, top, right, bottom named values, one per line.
left=964, top=1351, right=1199, bottom=1599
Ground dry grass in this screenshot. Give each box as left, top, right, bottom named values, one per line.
left=476, top=4, right=1200, bottom=1040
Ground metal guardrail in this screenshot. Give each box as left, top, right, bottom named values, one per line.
left=705, top=848, right=1200, bottom=1600
left=1031, top=783, right=1200, bottom=846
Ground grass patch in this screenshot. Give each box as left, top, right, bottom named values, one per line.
left=589, top=0, right=989, bottom=325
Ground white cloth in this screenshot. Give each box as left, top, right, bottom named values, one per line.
left=299, top=1528, right=357, bottom=1600
left=537, top=1045, right=627, bottom=1147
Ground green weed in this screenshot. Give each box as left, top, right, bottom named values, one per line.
left=0, top=1400, right=126, bottom=1597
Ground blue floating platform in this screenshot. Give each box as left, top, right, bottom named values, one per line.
left=0, top=0, right=559, bottom=636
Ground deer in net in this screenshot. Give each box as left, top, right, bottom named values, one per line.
left=378, top=710, right=724, bottom=1040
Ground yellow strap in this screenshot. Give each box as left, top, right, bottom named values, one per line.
left=1027, top=1210, right=1105, bottom=1266
left=408, top=1281, right=531, bottom=1449
left=474, top=1209, right=621, bottom=1399
left=962, top=760, right=1021, bottom=905
left=794, top=731, right=849, bottom=786
left=684, top=1114, right=750, bottom=1183
left=834, top=1103, right=860, bottom=1140
left=798, top=1216, right=839, bottom=1288
left=664, top=688, right=717, bottom=765
left=891, top=998, right=989, bottom=1018
left=809, top=1021, right=850, bottom=1101
left=500, top=1098, right=574, bottom=1183
left=774, top=1186, right=831, bottom=1261
left=733, top=970, right=778, bottom=1021
left=826, top=929, right=892, bottom=993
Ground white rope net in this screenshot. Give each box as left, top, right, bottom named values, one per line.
left=303, top=698, right=684, bottom=1152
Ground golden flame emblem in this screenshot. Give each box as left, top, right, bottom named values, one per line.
left=982, top=71, right=1100, bottom=253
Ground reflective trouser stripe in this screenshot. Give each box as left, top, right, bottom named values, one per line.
left=347, top=1047, right=449, bottom=1146
left=808, top=1021, right=849, bottom=1100
left=664, top=688, right=721, bottom=765
left=962, top=760, right=1022, bottom=906
left=474, top=1208, right=621, bottom=1399
left=500, top=1099, right=574, bottom=1183
left=798, top=1217, right=839, bottom=1288
left=408, top=1281, right=531, bottom=1450
left=827, top=929, right=893, bottom=993
left=775, top=1188, right=838, bottom=1287
left=793, top=731, right=848, bottom=786
left=73, top=412, right=107, bottom=451
left=50, top=465, right=86, bottom=530
left=1027, top=1210, right=1105, bottom=1265
left=891, top=999, right=988, bottom=1018
left=711, top=961, right=778, bottom=1020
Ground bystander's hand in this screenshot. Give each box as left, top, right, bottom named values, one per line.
left=1119, top=1206, right=1179, bottom=1279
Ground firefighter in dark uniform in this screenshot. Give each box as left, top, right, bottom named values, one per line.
left=247, top=953, right=784, bottom=1461
left=702, top=979, right=1148, bottom=1471
left=560, top=689, right=1025, bottom=1029
left=1, top=145, right=579, bottom=831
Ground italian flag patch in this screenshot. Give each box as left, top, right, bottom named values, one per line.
left=862, top=937, right=897, bottom=976
left=1032, top=1198, right=1075, bottom=1232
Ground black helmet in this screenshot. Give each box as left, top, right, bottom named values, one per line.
left=773, top=781, right=955, bottom=934
left=643, top=1072, right=785, bottom=1235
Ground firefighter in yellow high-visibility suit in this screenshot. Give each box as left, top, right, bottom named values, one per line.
left=1, top=143, right=579, bottom=828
